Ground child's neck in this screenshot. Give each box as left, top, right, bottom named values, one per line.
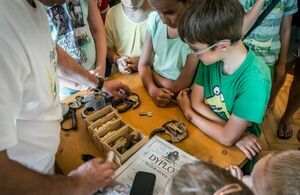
left=122, top=2, right=151, bottom=23
left=167, top=26, right=178, bottom=39
left=222, top=40, right=248, bottom=75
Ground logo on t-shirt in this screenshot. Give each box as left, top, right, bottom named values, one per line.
left=205, top=86, right=230, bottom=120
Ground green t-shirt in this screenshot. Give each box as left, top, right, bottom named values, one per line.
left=240, top=0, right=298, bottom=67
left=194, top=50, right=271, bottom=136
left=147, top=11, right=191, bottom=81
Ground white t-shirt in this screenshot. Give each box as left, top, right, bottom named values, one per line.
left=0, top=1, right=62, bottom=173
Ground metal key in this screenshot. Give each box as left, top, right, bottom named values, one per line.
left=139, top=112, right=153, bottom=117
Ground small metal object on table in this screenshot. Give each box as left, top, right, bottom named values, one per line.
left=139, top=112, right=152, bottom=117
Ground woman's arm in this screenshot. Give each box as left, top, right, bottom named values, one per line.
left=88, top=0, right=107, bottom=77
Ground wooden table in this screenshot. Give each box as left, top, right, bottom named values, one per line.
left=56, top=73, right=247, bottom=174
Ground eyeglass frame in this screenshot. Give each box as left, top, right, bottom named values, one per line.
left=189, top=39, right=232, bottom=56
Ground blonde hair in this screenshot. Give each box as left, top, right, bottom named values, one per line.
left=264, top=150, right=300, bottom=195
left=165, top=161, right=253, bottom=195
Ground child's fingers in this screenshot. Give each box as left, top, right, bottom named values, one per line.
left=239, top=146, right=252, bottom=160
left=247, top=146, right=257, bottom=157
left=256, top=142, right=262, bottom=151
left=159, top=90, right=173, bottom=99
left=157, top=96, right=171, bottom=104
left=229, top=166, right=237, bottom=177
left=252, top=143, right=261, bottom=154
left=162, top=88, right=175, bottom=97
left=125, top=57, right=135, bottom=64
left=177, top=90, right=184, bottom=98
left=232, top=166, right=243, bottom=179
left=182, top=88, right=191, bottom=92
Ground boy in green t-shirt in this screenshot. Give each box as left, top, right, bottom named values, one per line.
left=177, top=0, right=271, bottom=173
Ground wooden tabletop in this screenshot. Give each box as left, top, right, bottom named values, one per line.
left=56, top=73, right=247, bottom=174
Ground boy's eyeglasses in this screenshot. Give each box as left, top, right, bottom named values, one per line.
left=189, top=39, right=231, bottom=56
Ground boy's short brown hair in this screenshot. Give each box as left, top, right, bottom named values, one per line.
left=178, top=0, right=245, bottom=45
left=264, top=150, right=300, bottom=194
left=165, top=161, right=253, bottom=195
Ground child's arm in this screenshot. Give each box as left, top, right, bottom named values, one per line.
left=275, top=14, right=293, bottom=82
left=177, top=89, right=248, bottom=146
left=152, top=54, right=198, bottom=93
left=139, top=32, right=174, bottom=106
left=242, top=0, right=265, bottom=35
left=107, top=49, right=138, bottom=74
left=190, top=85, right=262, bottom=159
left=88, top=0, right=107, bottom=77
left=190, top=85, right=227, bottom=126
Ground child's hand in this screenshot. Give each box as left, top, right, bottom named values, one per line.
left=235, top=133, right=262, bottom=160
left=226, top=165, right=243, bottom=180
left=176, top=89, right=193, bottom=121
left=149, top=86, right=174, bottom=107
left=116, top=56, right=132, bottom=74
left=125, top=57, right=139, bottom=72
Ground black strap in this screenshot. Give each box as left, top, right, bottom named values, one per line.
left=244, top=0, right=280, bottom=38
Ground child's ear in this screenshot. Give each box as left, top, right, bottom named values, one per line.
left=217, top=42, right=230, bottom=51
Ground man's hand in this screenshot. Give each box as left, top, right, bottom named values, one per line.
left=149, top=86, right=174, bottom=107
left=176, top=89, right=193, bottom=121
left=235, top=133, right=262, bottom=160
left=68, top=158, right=114, bottom=194
left=102, top=79, right=131, bottom=98
left=90, top=66, right=106, bottom=78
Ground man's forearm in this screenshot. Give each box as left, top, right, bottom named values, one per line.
left=56, top=46, right=98, bottom=88
left=0, top=153, right=81, bottom=195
